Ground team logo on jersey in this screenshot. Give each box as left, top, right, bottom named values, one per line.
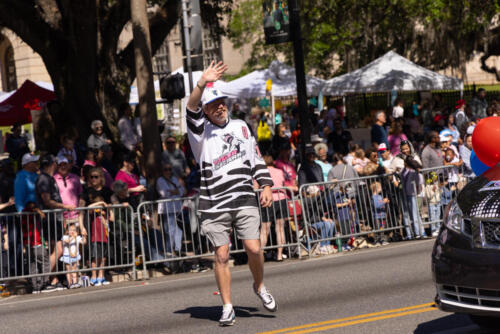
left=242, top=126, right=248, bottom=139
left=212, top=132, right=246, bottom=170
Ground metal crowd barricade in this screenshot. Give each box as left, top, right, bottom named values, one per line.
left=0, top=204, right=135, bottom=286
left=136, top=188, right=303, bottom=279
left=252, top=187, right=302, bottom=259
left=136, top=195, right=210, bottom=279
left=418, top=164, right=473, bottom=236
left=299, top=173, right=407, bottom=254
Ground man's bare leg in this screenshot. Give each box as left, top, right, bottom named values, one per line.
left=214, top=244, right=231, bottom=305
left=243, top=239, right=264, bottom=292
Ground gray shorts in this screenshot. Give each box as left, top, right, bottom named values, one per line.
left=200, top=208, right=260, bottom=247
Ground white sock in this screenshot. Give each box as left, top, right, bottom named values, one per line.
left=223, top=303, right=233, bottom=311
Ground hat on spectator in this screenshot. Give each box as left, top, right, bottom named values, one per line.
left=201, top=88, right=227, bottom=106
left=310, top=134, right=325, bottom=144
left=275, top=113, right=283, bottom=125
left=467, top=125, right=475, bottom=135
left=439, top=135, right=449, bottom=142
left=166, top=136, right=176, bottom=143
left=40, top=154, right=56, bottom=167
left=305, top=144, right=316, bottom=156
left=455, top=99, right=466, bottom=109
left=377, top=143, right=388, bottom=152
left=57, top=156, right=69, bottom=165
left=0, top=158, right=12, bottom=168
left=440, top=129, right=454, bottom=139
left=21, top=153, right=40, bottom=166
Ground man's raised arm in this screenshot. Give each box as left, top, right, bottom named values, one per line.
left=187, top=60, right=228, bottom=110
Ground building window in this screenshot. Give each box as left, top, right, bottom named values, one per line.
left=5, top=46, right=17, bottom=91
left=202, top=28, right=222, bottom=69
left=153, top=39, right=171, bottom=74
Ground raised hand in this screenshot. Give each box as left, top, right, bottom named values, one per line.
left=201, top=61, right=228, bottom=84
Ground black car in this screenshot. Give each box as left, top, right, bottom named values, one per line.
left=432, top=167, right=500, bottom=329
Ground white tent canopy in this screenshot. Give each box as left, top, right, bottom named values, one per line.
left=218, top=60, right=325, bottom=98
left=322, top=51, right=463, bottom=96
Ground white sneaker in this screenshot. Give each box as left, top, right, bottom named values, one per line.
left=219, top=305, right=235, bottom=326
left=254, top=284, right=277, bottom=312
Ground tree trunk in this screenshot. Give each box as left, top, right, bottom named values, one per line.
left=130, top=0, right=162, bottom=189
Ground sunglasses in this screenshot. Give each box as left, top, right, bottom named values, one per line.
left=90, top=175, right=100, bottom=179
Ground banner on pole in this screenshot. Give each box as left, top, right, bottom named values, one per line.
left=263, top=0, right=290, bottom=44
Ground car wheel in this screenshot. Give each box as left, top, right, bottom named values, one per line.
left=469, top=315, right=500, bottom=329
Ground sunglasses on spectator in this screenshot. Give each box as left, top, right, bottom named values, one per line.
left=90, top=175, right=100, bottom=179
left=167, top=141, right=176, bottom=144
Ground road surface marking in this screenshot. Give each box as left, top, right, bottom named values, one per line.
left=257, top=303, right=436, bottom=334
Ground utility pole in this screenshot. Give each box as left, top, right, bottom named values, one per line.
left=130, top=0, right=162, bottom=189
left=288, top=0, right=310, bottom=162
left=181, top=0, right=193, bottom=92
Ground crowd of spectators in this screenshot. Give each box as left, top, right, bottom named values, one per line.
left=253, top=89, right=492, bottom=255
left=0, top=88, right=494, bottom=294
left=0, top=101, right=201, bottom=293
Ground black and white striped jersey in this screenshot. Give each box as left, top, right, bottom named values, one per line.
left=186, top=107, right=273, bottom=213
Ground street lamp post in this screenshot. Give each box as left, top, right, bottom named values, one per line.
left=288, top=0, right=310, bottom=161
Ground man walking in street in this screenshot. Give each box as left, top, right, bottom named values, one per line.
left=186, top=61, right=277, bottom=326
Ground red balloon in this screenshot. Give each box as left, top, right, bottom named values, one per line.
left=472, top=117, right=500, bottom=167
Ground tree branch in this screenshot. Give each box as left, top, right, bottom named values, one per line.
left=118, top=0, right=181, bottom=83
left=0, top=0, right=64, bottom=57
left=36, top=0, right=62, bottom=30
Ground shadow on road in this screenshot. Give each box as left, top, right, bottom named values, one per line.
left=414, top=313, right=494, bottom=333
left=174, top=305, right=276, bottom=323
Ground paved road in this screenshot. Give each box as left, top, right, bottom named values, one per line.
left=0, top=239, right=493, bottom=333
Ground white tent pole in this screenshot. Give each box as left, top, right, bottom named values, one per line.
left=342, top=95, right=346, bottom=119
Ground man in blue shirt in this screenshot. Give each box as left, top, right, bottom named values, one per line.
left=14, top=153, right=39, bottom=212
left=371, top=111, right=388, bottom=150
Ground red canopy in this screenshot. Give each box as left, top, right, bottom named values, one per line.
left=0, top=80, right=56, bottom=126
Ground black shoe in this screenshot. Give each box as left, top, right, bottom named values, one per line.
left=41, top=285, right=57, bottom=293
left=55, top=282, right=67, bottom=291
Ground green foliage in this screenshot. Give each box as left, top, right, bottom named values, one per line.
left=227, top=0, right=500, bottom=79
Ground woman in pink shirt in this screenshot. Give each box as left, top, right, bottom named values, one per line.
left=260, top=155, right=290, bottom=262
left=387, top=121, right=408, bottom=156
left=114, top=154, right=146, bottom=196
left=274, top=143, right=298, bottom=192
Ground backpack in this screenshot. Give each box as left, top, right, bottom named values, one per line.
left=257, top=120, right=271, bottom=141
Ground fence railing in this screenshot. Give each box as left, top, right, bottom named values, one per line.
left=0, top=165, right=474, bottom=287
left=0, top=204, right=135, bottom=287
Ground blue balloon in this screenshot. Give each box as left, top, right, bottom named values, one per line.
left=470, top=150, right=490, bottom=176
